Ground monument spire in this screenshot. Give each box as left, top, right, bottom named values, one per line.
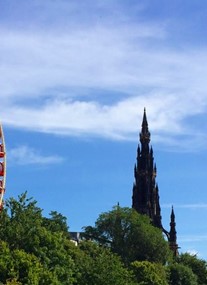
left=132, top=108, right=162, bottom=228
left=132, top=109, right=179, bottom=255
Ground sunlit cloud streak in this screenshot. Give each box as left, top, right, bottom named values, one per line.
left=8, top=145, right=64, bottom=166
left=162, top=203, right=207, bottom=209
left=179, top=235, right=207, bottom=243
left=1, top=1, right=207, bottom=151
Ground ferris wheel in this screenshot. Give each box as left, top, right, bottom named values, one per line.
left=0, top=124, right=6, bottom=211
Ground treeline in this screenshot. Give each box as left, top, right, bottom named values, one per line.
left=0, top=192, right=206, bottom=284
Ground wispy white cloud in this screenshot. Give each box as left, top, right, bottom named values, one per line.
left=179, top=235, right=207, bottom=243
left=2, top=94, right=207, bottom=152
left=8, top=145, right=64, bottom=166
left=163, top=203, right=207, bottom=209
left=0, top=22, right=168, bottom=98
left=186, top=249, right=199, bottom=256
left=1, top=1, right=207, bottom=151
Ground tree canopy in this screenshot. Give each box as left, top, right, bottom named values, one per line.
left=131, top=260, right=168, bottom=285
left=0, top=193, right=206, bottom=284
left=177, top=253, right=207, bottom=285
left=83, top=205, right=172, bottom=264
left=0, top=193, right=135, bottom=284
left=167, top=263, right=198, bottom=285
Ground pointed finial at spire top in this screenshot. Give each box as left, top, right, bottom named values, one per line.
left=142, top=107, right=147, bottom=124
left=140, top=108, right=150, bottom=143
left=171, top=206, right=175, bottom=220
left=141, top=108, right=148, bottom=129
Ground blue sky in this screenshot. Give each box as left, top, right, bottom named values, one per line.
left=2, top=0, right=207, bottom=258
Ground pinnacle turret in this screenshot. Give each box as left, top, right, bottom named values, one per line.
left=169, top=206, right=179, bottom=256
left=171, top=206, right=175, bottom=222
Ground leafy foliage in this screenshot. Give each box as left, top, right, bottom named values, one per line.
left=0, top=193, right=207, bottom=285
left=42, top=211, right=69, bottom=234
left=0, top=194, right=136, bottom=284
left=131, top=260, right=168, bottom=285
left=0, top=193, right=75, bottom=284
left=167, top=263, right=198, bottom=285
left=84, top=205, right=171, bottom=264
left=72, top=241, right=136, bottom=285
left=177, top=253, right=207, bottom=285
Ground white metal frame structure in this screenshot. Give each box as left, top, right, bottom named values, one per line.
left=0, top=124, right=6, bottom=211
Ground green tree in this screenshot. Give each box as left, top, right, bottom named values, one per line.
left=43, top=211, right=69, bottom=234
left=0, top=240, right=53, bottom=285
left=0, top=192, right=43, bottom=251
left=71, top=241, right=136, bottom=285
left=84, top=205, right=171, bottom=264
left=131, top=260, right=168, bottom=285
left=177, top=253, right=207, bottom=285
left=167, top=263, right=198, bottom=285
left=0, top=193, right=76, bottom=285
